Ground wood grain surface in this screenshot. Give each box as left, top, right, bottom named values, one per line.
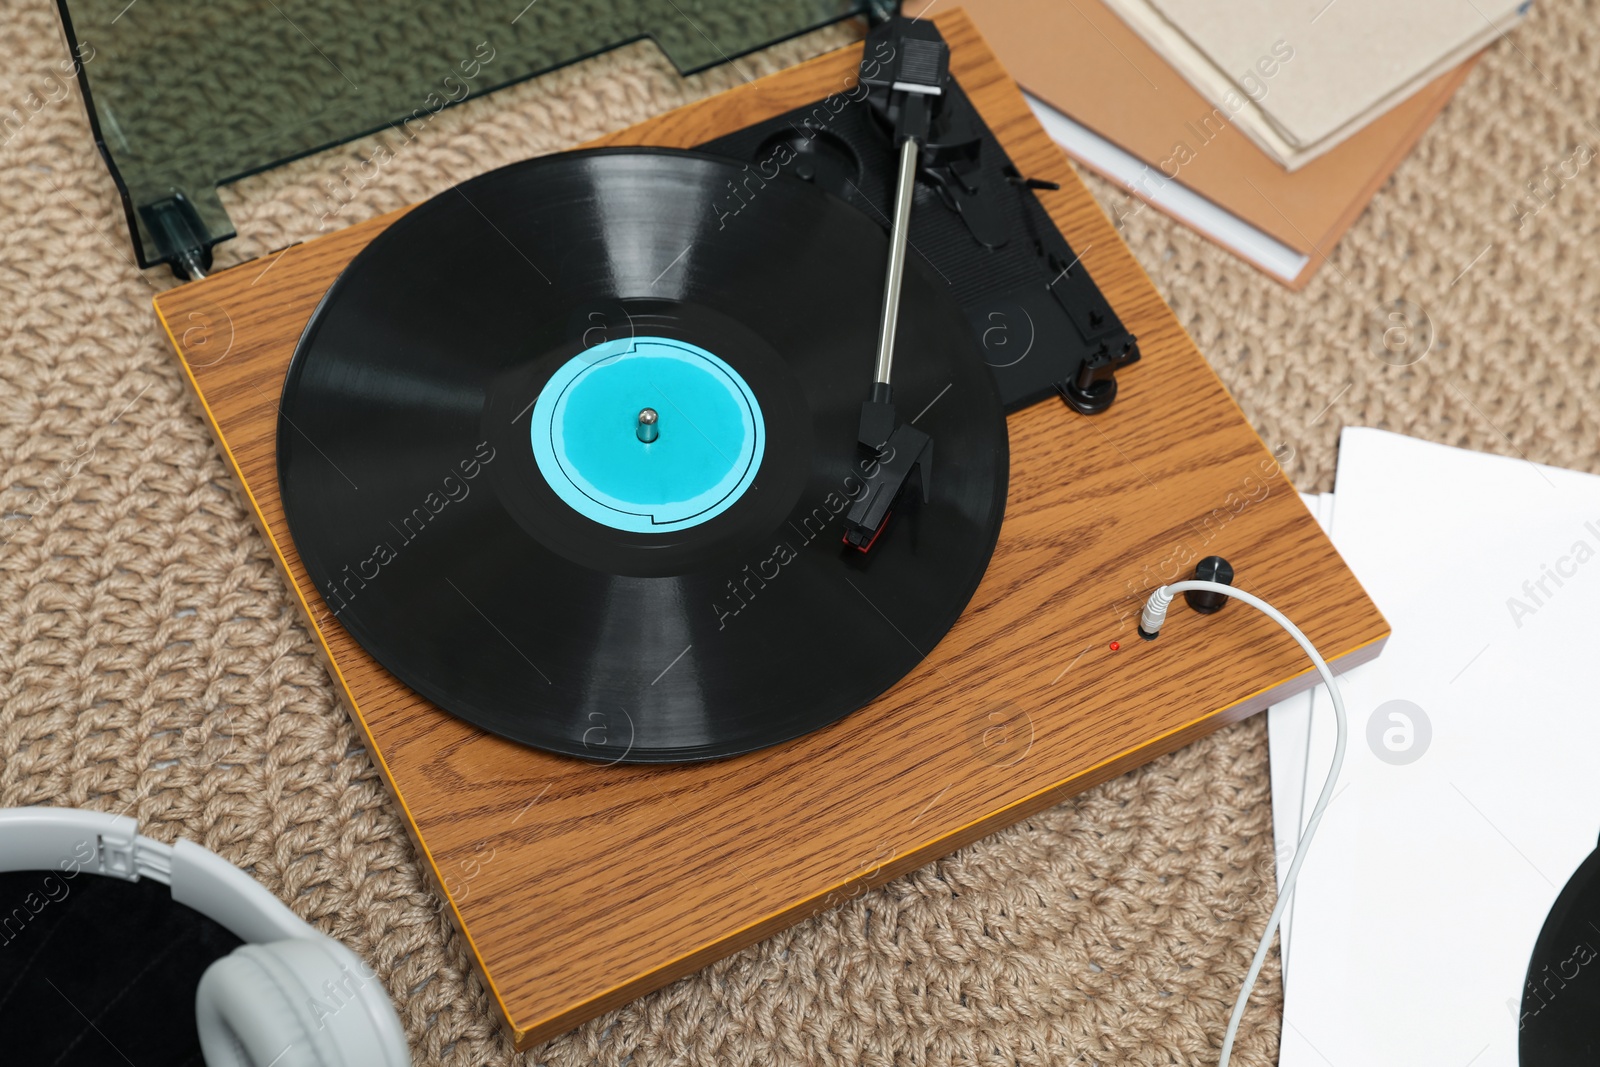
left=152, top=11, right=1387, bottom=1048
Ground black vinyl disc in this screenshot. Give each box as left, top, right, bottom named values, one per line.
left=278, top=147, right=1007, bottom=762
left=1520, top=838, right=1600, bottom=1065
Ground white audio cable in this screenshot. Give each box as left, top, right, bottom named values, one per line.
left=1138, top=579, right=1348, bottom=1067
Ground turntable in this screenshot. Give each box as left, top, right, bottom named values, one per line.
left=105, top=8, right=1389, bottom=1047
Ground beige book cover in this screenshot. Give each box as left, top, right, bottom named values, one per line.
left=1106, top=0, right=1521, bottom=167
left=915, top=0, right=1476, bottom=287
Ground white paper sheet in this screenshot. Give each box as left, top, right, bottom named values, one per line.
left=1279, top=428, right=1600, bottom=1067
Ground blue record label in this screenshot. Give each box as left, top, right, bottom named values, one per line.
left=529, top=336, right=765, bottom=533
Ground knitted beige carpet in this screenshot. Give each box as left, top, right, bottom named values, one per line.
left=3, top=0, right=1598, bottom=1063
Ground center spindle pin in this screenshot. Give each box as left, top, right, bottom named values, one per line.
left=637, top=407, right=659, bottom=443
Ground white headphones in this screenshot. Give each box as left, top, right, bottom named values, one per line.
left=0, top=807, right=411, bottom=1067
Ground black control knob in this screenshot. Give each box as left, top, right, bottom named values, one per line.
left=1185, top=556, right=1234, bottom=614
left=1057, top=348, right=1119, bottom=414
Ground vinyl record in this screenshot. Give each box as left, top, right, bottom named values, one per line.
left=1520, top=838, right=1600, bottom=1065
left=278, top=147, right=1007, bottom=762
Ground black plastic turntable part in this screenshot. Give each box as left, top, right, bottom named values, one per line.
left=756, top=127, right=863, bottom=193
left=865, top=19, right=1005, bottom=255
left=859, top=22, right=948, bottom=143
left=1056, top=344, right=1134, bottom=415
left=1010, top=174, right=1062, bottom=193
left=844, top=423, right=933, bottom=550
left=862, top=18, right=948, bottom=392
left=139, top=194, right=214, bottom=281
left=696, top=18, right=1141, bottom=416
left=1184, top=556, right=1235, bottom=614
left=858, top=381, right=896, bottom=449
left=845, top=19, right=950, bottom=552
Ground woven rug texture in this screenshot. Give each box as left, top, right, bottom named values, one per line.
left=3, top=0, right=1598, bottom=1063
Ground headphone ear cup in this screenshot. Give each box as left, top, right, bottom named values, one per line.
left=195, top=939, right=410, bottom=1067
left=195, top=942, right=342, bottom=1067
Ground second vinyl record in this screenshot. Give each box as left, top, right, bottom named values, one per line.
left=278, top=148, right=1008, bottom=762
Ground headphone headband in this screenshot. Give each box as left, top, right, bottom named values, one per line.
left=0, top=807, right=316, bottom=944
left=0, top=805, right=151, bottom=879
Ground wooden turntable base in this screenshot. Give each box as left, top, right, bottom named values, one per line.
left=153, top=10, right=1387, bottom=1049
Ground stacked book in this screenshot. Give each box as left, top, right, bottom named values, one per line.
left=922, top=0, right=1526, bottom=287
